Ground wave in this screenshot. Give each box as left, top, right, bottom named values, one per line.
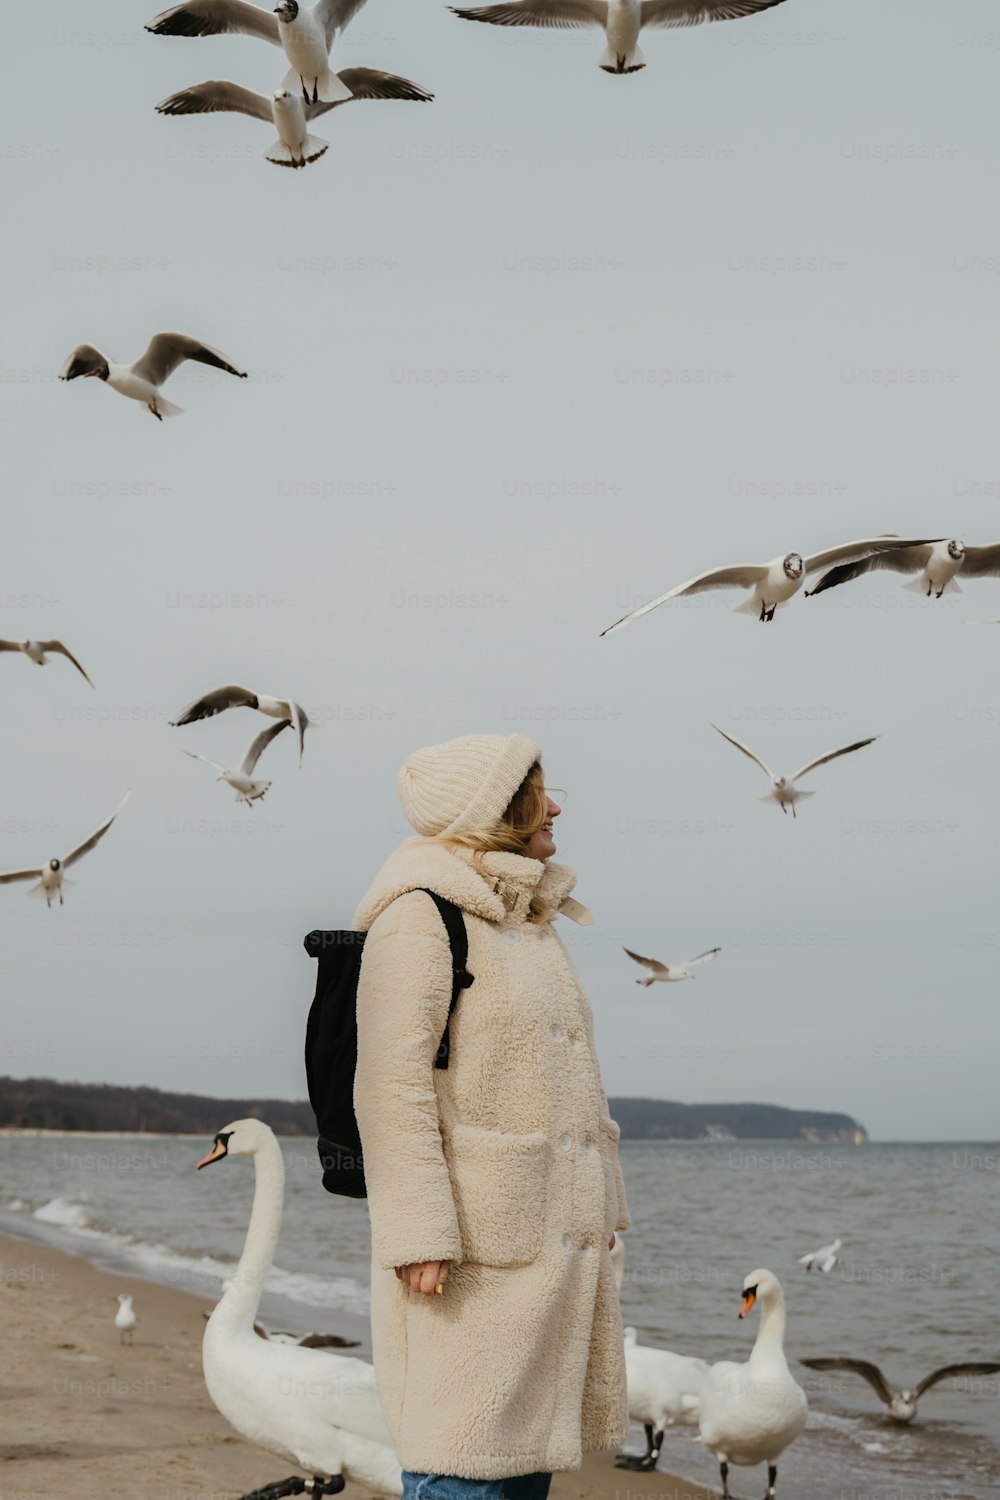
left=12, top=1197, right=369, bottom=1315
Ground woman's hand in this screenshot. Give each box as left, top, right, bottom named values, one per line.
left=395, top=1260, right=450, bottom=1294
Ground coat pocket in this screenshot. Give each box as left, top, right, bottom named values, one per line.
left=445, top=1122, right=547, bottom=1267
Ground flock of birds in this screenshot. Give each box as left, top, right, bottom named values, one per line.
left=100, top=1122, right=998, bottom=1500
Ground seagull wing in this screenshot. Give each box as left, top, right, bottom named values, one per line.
left=169, top=684, right=259, bottom=727
left=623, top=947, right=670, bottom=976
left=958, top=544, right=1000, bottom=578
left=799, top=1358, right=896, bottom=1406
left=0, top=865, right=44, bottom=884
left=600, top=563, right=768, bottom=636
left=295, top=1332, right=362, bottom=1349
left=0, top=640, right=22, bottom=652
left=145, top=0, right=280, bottom=44
left=37, top=641, right=94, bottom=688
left=710, top=723, right=776, bottom=781
left=184, top=750, right=227, bottom=774
left=240, top=718, right=291, bottom=775
left=311, top=68, right=434, bottom=113
left=805, top=545, right=933, bottom=598
left=803, top=536, right=943, bottom=578
left=288, top=701, right=311, bottom=761
left=62, top=792, right=130, bottom=870
left=315, top=0, right=371, bottom=46
left=157, top=79, right=274, bottom=122
left=132, top=332, right=247, bottom=385
left=682, top=947, right=720, bottom=967
left=913, top=1362, right=1000, bottom=1399
left=640, top=0, right=788, bottom=27
left=790, top=737, right=878, bottom=784
left=59, top=345, right=110, bottom=381
left=449, top=2, right=608, bottom=30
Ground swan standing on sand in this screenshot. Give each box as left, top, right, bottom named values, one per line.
left=698, top=1269, right=807, bottom=1500
left=617, top=1327, right=709, bottom=1471
left=800, top=1356, right=1000, bottom=1423
left=196, top=1119, right=402, bottom=1496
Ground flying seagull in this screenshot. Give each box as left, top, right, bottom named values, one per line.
left=600, top=537, right=944, bottom=633
left=0, top=639, right=93, bottom=687
left=156, top=71, right=433, bottom=169
left=623, top=945, right=720, bottom=985
left=798, top=1238, right=841, bottom=1273
left=449, top=0, right=789, bottom=77
left=169, top=685, right=313, bottom=763
left=147, top=0, right=370, bottom=104
left=806, top=538, right=1000, bottom=602
left=0, top=792, right=130, bottom=907
left=711, top=724, right=878, bottom=817
left=800, top=1358, right=1000, bottom=1424
left=60, top=333, right=246, bottom=420
left=184, top=719, right=291, bottom=805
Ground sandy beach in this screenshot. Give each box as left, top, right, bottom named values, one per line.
left=0, top=1229, right=714, bottom=1500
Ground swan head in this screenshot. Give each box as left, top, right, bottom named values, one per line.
left=739, top=1267, right=782, bottom=1319
left=783, top=552, right=804, bottom=581
left=196, top=1117, right=275, bottom=1169
left=947, top=539, right=965, bottom=561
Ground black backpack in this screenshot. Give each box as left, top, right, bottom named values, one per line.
left=303, top=889, right=474, bottom=1198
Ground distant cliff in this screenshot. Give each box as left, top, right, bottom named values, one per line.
left=0, top=1077, right=866, bottom=1141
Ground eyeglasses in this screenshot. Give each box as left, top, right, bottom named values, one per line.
left=544, top=787, right=567, bottom=805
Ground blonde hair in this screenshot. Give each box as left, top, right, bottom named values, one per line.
left=437, top=763, right=553, bottom=924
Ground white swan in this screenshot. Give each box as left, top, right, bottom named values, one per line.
left=197, top=1119, right=402, bottom=1496
left=616, top=1327, right=709, bottom=1471
left=697, top=1269, right=807, bottom=1500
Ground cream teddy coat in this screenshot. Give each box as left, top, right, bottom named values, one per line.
left=353, top=837, right=630, bottom=1480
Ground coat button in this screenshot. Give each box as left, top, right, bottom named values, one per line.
left=559, top=1134, right=572, bottom=1152
left=562, top=1233, right=573, bottom=1250
left=550, top=1024, right=562, bottom=1040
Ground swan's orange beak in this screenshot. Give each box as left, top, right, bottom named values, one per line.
left=739, top=1288, right=756, bottom=1319
left=196, top=1135, right=229, bottom=1170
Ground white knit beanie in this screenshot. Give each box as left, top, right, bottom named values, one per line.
left=397, top=732, right=542, bottom=838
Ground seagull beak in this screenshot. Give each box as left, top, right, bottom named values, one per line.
left=196, top=1136, right=229, bottom=1170
left=739, top=1289, right=756, bottom=1319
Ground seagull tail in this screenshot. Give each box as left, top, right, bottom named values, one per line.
left=284, top=65, right=353, bottom=105
left=265, top=136, right=329, bottom=169
left=598, top=43, right=646, bottom=74
left=153, top=396, right=184, bottom=419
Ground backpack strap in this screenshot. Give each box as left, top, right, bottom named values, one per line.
left=415, top=888, right=475, bottom=1071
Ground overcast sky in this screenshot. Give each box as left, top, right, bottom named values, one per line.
left=2, top=0, right=998, bottom=1140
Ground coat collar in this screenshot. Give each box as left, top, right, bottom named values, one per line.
left=353, top=838, right=586, bottom=931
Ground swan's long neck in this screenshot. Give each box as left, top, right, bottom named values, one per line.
left=750, top=1290, right=789, bottom=1369
left=213, top=1137, right=284, bottom=1334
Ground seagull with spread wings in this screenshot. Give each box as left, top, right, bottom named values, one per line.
left=0, top=793, right=130, bottom=908
left=184, top=720, right=291, bottom=805
left=601, top=537, right=943, bottom=633
left=711, top=725, right=879, bottom=817
left=147, top=0, right=370, bottom=104
left=798, top=1238, right=841, bottom=1273
left=806, top=537, right=1000, bottom=602
left=156, top=71, right=433, bottom=170
left=450, top=0, right=789, bottom=77
left=60, top=333, right=246, bottom=420
left=623, top=945, right=721, bottom=986
left=170, top=685, right=313, bottom=764
left=0, top=639, right=93, bottom=687
left=800, top=1357, right=1000, bottom=1424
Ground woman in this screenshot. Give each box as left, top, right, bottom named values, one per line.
left=354, top=732, right=630, bottom=1500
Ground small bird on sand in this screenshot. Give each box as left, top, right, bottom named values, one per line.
left=600, top=536, right=943, bottom=633
left=156, top=70, right=432, bottom=169
left=147, top=0, right=370, bottom=104
left=114, top=1294, right=137, bottom=1346
left=184, top=720, right=290, bottom=805
left=623, top=945, right=720, bottom=985
left=711, top=724, right=878, bottom=818
left=0, top=793, right=130, bottom=907
left=800, top=1357, right=1000, bottom=1423
left=0, top=639, right=93, bottom=687
left=450, top=0, right=789, bottom=78
left=798, top=1238, right=841, bottom=1273
left=60, top=333, right=246, bottom=420
left=170, top=685, right=313, bottom=763
left=806, top=538, right=1000, bottom=602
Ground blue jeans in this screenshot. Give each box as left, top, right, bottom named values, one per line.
left=402, top=1472, right=552, bottom=1500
